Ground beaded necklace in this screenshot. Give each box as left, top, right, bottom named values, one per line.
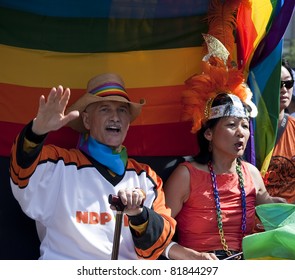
left=208, top=158, right=246, bottom=257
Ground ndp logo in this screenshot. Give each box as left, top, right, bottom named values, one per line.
left=76, top=211, right=129, bottom=226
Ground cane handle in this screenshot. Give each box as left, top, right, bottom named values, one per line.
left=108, top=194, right=125, bottom=211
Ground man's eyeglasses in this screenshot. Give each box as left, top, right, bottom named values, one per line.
left=280, top=80, right=294, bottom=89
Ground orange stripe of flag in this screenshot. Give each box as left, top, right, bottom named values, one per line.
left=0, top=83, right=185, bottom=126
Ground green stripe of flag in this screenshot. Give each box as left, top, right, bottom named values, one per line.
left=0, top=6, right=207, bottom=53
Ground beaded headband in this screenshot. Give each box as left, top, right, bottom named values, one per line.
left=207, top=94, right=250, bottom=120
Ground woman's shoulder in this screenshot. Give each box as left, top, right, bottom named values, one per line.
left=288, top=114, right=295, bottom=125
left=240, top=160, right=261, bottom=179
left=180, top=159, right=208, bottom=173
left=240, top=159, right=255, bottom=170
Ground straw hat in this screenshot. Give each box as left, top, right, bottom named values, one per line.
left=66, top=73, right=145, bottom=132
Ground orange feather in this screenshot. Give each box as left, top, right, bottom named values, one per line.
left=206, top=0, right=242, bottom=60
left=181, top=0, right=254, bottom=133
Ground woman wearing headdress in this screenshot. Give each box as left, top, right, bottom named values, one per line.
left=162, top=35, right=286, bottom=260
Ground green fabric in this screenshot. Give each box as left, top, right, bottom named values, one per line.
left=0, top=6, right=206, bottom=53
left=242, top=204, right=295, bottom=260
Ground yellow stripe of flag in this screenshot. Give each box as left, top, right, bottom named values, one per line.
left=251, top=0, right=274, bottom=47
left=0, top=44, right=203, bottom=89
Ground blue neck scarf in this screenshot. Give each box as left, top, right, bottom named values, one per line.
left=79, top=134, right=127, bottom=175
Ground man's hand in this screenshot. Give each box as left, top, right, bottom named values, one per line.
left=115, top=187, right=146, bottom=216
left=32, top=85, right=79, bottom=135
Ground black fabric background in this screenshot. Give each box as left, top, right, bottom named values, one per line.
left=0, top=156, right=40, bottom=259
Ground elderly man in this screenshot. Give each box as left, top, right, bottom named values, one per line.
left=10, top=73, right=176, bottom=260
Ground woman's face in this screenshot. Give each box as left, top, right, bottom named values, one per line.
left=205, top=116, right=250, bottom=160
left=280, top=66, right=294, bottom=112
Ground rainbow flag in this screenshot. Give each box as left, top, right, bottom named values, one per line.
left=237, top=0, right=295, bottom=260
left=236, top=0, right=294, bottom=172
left=0, top=1, right=293, bottom=160
left=0, top=0, right=211, bottom=157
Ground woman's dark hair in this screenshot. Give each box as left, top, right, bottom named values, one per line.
left=282, top=58, right=294, bottom=81
left=282, top=58, right=295, bottom=107
left=193, top=93, right=250, bottom=164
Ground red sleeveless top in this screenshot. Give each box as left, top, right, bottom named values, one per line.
left=176, top=161, right=256, bottom=251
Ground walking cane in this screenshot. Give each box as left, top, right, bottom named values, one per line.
left=108, top=194, right=125, bottom=260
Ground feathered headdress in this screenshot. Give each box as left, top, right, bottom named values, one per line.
left=181, top=0, right=257, bottom=134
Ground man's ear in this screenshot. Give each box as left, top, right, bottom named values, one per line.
left=81, top=111, right=91, bottom=130
left=204, top=128, right=213, bottom=141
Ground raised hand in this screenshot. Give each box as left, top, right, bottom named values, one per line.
left=32, top=85, right=79, bottom=135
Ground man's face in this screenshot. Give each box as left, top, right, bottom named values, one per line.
left=82, top=101, right=131, bottom=151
